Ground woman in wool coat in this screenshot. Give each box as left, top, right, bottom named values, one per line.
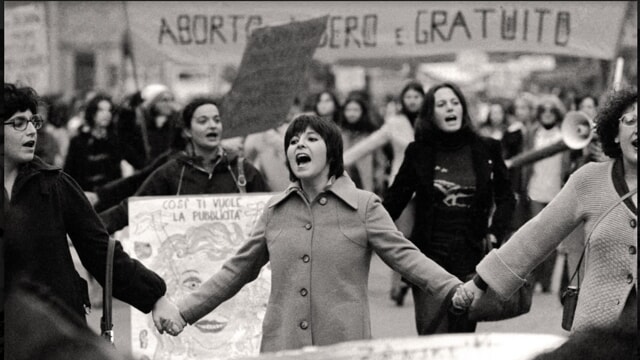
left=463, top=86, right=637, bottom=334
left=382, top=82, right=516, bottom=335
left=3, top=83, right=181, bottom=334
left=160, top=113, right=473, bottom=352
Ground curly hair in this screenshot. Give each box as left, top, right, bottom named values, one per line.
left=595, top=86, right=637, bottom=159
left=4, top=82, right=40, bottom=119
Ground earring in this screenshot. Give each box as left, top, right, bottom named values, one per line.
left=614, top=138, right=619, bottom=143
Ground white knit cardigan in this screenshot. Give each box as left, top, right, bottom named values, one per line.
left=477, top=160, right=637, bottom=332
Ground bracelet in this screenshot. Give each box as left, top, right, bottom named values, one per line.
left=473, top=274, right=488, bottom=291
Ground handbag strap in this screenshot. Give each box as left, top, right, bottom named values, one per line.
left=101, top=236, right=116, bottom=344
left=568, top=187, right=637, bottom=286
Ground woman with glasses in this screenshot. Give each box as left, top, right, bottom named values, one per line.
left=3, top=83, right=182, bottom=339
left=462, top=86, right=637, bottom=334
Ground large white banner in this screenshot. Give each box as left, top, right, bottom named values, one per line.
left=126, top=1, right=627, bottom=66
left=123, top=193, right=275, bottom=360
left=4, top=3, right=51, bottom=93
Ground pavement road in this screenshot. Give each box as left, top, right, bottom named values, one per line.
left=87, top=253, right=569, bottom=354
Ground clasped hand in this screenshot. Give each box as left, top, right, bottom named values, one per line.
left=152, top=295, right=187, bottom=336
left=452, top=280, right=486, bottom=312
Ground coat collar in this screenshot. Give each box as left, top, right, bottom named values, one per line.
left=269, top=173, right=359, bottom=210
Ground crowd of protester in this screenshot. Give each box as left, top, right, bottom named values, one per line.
left=4, top=71, right=636, bottom=359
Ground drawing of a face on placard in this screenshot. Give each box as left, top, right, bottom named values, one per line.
left=149, top=222, right=268, bottom=359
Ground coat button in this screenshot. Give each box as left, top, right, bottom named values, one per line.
left=627, top=274, right=634, bottom=284
left=630, top=219, right=637, bottom=228
left=630, top=246, right=637, bottom=255
left=305, top=223, right=312, bottom=230
left=300, top=321, right=309, bottom=329
left=319, top=197, right=327, bottom=205
left=302, top=254, right=310, bottom=263
left=300, top=288, right=308, bottom=296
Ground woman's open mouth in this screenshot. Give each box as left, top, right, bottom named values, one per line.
left=295, top=153, right=311, bottom=166
left=444, top=115, right=458, bottom=124
left=22, top=140, right=36, bottom=148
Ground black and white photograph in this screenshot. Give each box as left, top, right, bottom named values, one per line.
left=3, top=1, right=637, bottom=359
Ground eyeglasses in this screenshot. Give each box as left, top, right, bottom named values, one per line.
left=619, top=112, right=637, bottom=127
left=4, top=114, right=44, bottom=131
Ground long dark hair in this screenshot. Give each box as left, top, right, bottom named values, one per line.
left=340, top=96, right=378, bottom=133
left=414, top=82, right=473, bottom=142
left=84, top=93, right=115, bottom=129
left=399, top=81, right=425, bottom=126
left=312, top=91, right=341, bottom=125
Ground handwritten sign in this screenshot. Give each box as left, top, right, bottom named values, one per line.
left=126, top=1, right=627, bottom=66
left=221, top=15, right=327, bottom=138
left=123, top=193, right=275, bottom=360
left=4, top=3, right=51, bottom=92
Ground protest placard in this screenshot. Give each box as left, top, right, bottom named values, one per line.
left=220, top=15, right=328, bottom=138
left=122, top=193, right=275, bottom=360
left=4, top=3, right=51, bottom=92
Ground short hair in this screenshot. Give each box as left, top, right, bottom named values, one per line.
left=414, top=82, right=473, bottom=141
left=83, top=93, right=113, bottom=128
left=180, top=97, right=220, bottom=129
left=595, top=86, right=637, bottom=159
left=4, top=83, right=40, bottom=119
left=284, top=113, right=344, bottom=182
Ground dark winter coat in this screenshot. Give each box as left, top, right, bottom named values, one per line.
left=99, top=148, right=267, bottom=233
left=4, top=157, right=166, bottom=323
left=64, top=128, right=145, bottom=193
left=382, top=134, right=516, bottom=253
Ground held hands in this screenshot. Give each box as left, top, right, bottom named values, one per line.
left=460, top=280, right=486, bottom=312
left=452, top=284, right=475, bottom=311
left=152, top=295, right=187, bottom=336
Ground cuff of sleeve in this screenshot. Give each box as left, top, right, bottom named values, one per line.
left=476, top=250, right=527, bottom=301
left=473, top=274, right=488, bottom=291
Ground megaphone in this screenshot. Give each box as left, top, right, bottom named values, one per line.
left=560, top=111, right=594, bottom=150
left=505, top=111, right=593, bottom=169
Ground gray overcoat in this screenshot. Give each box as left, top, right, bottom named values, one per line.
left=179, top=174, right=461, bottom=352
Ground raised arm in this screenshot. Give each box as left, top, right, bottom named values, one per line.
left=344, top=124, right=391, bottom=167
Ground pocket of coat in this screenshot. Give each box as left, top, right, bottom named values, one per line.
left=264, top=225, right=283, bottom=246
left=337, top=214, right=368, bottom=248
